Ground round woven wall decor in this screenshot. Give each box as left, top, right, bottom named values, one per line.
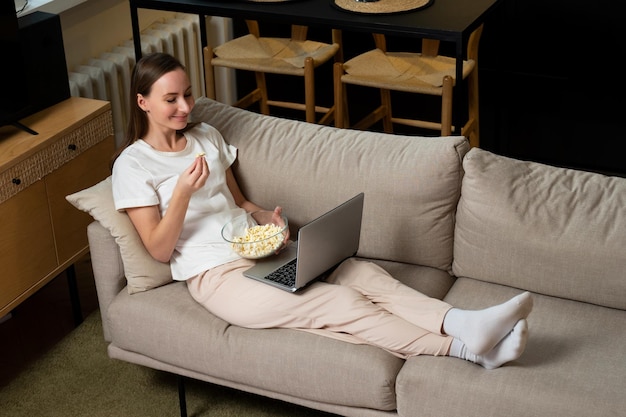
left=333, top=0, right=433, bottom=14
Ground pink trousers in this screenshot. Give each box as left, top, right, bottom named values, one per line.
left=187, top=257, right=453, bottom=359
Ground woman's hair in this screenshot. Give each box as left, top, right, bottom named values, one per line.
left=111, top=52, right=186, bottom=165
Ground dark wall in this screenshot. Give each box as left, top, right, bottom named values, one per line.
left=479, top=0, right=625, bottom=175
left=233, top=1, right=625, bottom=176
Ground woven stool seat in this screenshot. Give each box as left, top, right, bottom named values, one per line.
left=342, top=49, right=475, bottom=93
left=213, top=34, right=340, bottom=75
left=205, top=21, right=343, bottom=124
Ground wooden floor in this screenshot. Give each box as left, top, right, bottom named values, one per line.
left=0, top=254, right=99, bottom=388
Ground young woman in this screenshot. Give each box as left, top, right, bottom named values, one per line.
left=112, top=52, right=533, bottom=369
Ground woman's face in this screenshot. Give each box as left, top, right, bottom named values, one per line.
left=138, top=68, right=194, bottom=133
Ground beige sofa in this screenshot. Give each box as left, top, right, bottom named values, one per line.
left=68, top=98, right=626, bottom=417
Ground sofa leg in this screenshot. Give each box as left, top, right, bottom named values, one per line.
left=178, top=375, right=188, bottom=417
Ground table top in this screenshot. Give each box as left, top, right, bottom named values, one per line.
left=0, top=98, right=110, bottom=172
left=131, top=0, right=501, bottom=41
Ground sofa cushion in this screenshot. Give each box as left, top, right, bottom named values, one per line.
left=66, top=177, right=173, bottom=294
left=453, top=148, right=626, bottom=309
left=190, top=97, right=470, bottom=273
left=396, top=278, right=626, bottom=417
left=107, top=282, right=404, bottom=411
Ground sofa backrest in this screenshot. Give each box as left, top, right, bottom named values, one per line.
left=190, top=98, right=469, bottom=272
left=453, top=148, right=626, bottom=309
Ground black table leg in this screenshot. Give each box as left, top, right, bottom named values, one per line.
left=66, top=264, right=83, bottom=326
left=178, top=375, right=188, bottom=417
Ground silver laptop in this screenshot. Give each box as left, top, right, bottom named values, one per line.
left=243, top=193, right=364, bottom=292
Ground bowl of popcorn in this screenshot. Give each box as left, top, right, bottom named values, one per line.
left=221, top=211, right=289, bottom=259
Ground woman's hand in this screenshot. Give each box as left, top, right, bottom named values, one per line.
left=176, top=154, right=209, bottom=197
left=272, top=206, right=291, bottom=251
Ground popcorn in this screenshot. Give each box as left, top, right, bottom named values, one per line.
left=196, top=152, right=206, bottom=157
left=230, top=224, right=284, bottom=258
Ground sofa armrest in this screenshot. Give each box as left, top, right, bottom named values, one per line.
left=87, top=221, right=126, bottom=341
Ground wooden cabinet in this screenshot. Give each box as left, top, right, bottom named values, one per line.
left=0, top=98, right=115, bottom=318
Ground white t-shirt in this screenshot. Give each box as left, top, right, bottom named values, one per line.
left=112, top=122, right=245, bottom=281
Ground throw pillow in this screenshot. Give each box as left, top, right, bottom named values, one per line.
left=66, top=176, right=173, bottom=294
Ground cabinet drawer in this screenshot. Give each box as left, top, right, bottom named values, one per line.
left=0, top=111, right=113, bottom=205
left=0, top=181, right=57, bottom=310
left=46, top=135, right=115, bottom=262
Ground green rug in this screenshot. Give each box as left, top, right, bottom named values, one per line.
left=0, top=311, right=336, bottom=417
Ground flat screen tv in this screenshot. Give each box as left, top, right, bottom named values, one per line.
left=0, top=1, right=35, bottom=134
left=1, top=6, right=70, bottom=136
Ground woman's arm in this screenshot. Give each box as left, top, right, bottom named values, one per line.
left=126, top=156, right=209, bottom=262
left=225, top=167, right=265, bottom=213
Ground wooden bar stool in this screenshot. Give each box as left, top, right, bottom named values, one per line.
left=204, top=21, right=343, bottom=125
left=334, top=24, right=483, bottom=147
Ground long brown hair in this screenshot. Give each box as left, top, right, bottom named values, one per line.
left=111, top=52, right=186, bottom=165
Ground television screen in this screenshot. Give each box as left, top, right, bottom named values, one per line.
left=1, top=7, right=70, bottom=135
left=0, top=1, right=31, bottom=131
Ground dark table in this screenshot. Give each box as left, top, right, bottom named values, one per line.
left=129, top=0, right=503, bottom=130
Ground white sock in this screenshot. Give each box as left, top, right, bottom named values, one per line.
left=443, top=292, right=533, bottom=355
left=449, top=319, right=529, bottom=369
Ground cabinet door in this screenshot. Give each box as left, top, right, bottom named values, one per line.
left=0, top=181, right=57, bottom=312
left=46, top=136, right=115, bottom=263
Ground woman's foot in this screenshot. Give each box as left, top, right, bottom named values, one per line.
left=449, top=319, right=529, bottom=369
left=443, top=292, right=533, bottom=355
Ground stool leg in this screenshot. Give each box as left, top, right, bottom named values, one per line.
left=380, top=89, right=393, bottom=133
left=467, top=67, right=480, bottom=147
left=203, top=47, right=216, bottom=100
left=333, top=62, right=347, bottom=128
left=304, top=57, right=316, bottom=123
left=441, top=75, right=453, bottom=136
left=255, top=72, right=270, bottom=115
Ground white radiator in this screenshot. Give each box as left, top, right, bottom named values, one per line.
left=68, top=13, right=210, bottom=148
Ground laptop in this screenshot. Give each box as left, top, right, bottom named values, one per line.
left=243, top=193, right=364, bottom=292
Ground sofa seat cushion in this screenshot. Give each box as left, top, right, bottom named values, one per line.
left=453, top=147, right=626, bottom=309
left=107, top=281, right=404, bottom=410
left=395, top=278, right=626, bottom=417
left=190, top=97, right=469, bottom=273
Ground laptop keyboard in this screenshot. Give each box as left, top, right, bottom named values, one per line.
left=265, top=259, right=297, bottom=288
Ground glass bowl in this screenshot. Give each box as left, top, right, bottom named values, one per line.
left=221, top=210, right=288, bottom=259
